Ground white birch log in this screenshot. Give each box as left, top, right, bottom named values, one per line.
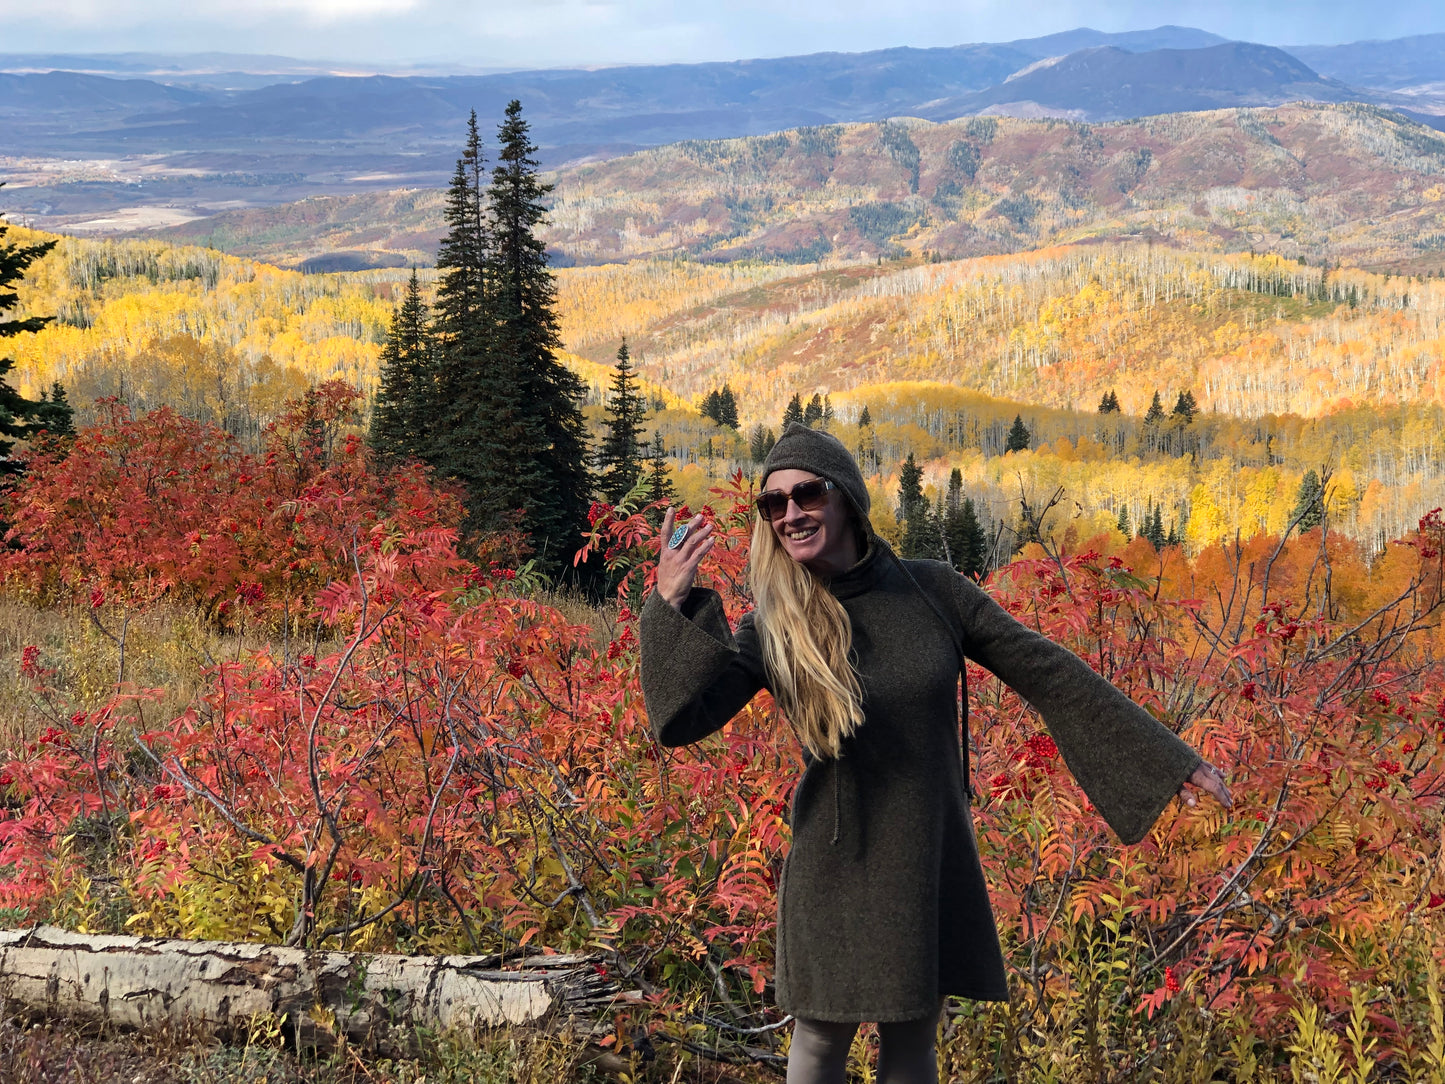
left=0, top=926, right=623, bottom=1054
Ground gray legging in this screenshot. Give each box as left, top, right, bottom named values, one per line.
left=785, top=999, right=945, bottom=1084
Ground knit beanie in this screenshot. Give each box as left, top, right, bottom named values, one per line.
left=761, top=422, right=870, bottom=518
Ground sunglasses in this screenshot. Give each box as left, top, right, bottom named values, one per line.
left=756, top=478, right=836, bottom=522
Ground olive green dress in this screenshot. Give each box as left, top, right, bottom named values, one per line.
left=639, top=539, right=1201, bottom=1022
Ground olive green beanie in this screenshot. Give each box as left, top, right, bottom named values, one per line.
left=761, top=422, right=870, bottom=517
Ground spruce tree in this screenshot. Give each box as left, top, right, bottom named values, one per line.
left=645, top=432, right=676, bottom=508
left=1291, top=469, right=1325, bottom=531
left=0, top=193, right=56, bottom=478
left=1144, top=391, right=1165, bottom=426
left=782, top=394, right=804, bottom=429
left=943, top=468, right=967, bottom=571
left=700, top=389, right=722, bottom=424
left=960, top=497, right=987, bottom=577
left=427, top=111, right=517, bottom=515
left=31, top=382, right=74, bottom=441
left=370, top=267, right=432, bottom=460
left=488, top=99, right=592, bottom=570
left=717, top=385, right=739, bottom=429
left=1116, top=505, right=1131, bottom=538
left=1005, top=414, right=1030, bottom=453
left=803, top=392, right=824, bottom=427
left=1098, top=390, right=1119, bottom=414
left=898, top=453, right=936, bottom=557
left=859, top=404, right=872, bottom=428
left=1172, top=389, right=1199, bottom=422
left=821, top=394, right=835, bottom=429
left=597, top=339, right=649, bottom=504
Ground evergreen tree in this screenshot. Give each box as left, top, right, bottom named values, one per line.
left=1143, top=391, right=1165, bottom=426
left=1291, top=469, right=1325, bottom=531
left=0, top=192, right=56, bottom=478
left=717, top=385, right=739, bottom=429
left=959, top=497, right=987, bottom=578
left=370, top=267, right=432, bottom=460
left=1146, top=504, right=1167, bottom=548
left=942, top=468, right=973, bottom=572
left=487, top=99, right=593, bottom=570
left=803, top=392, right=824, bottom=427
left=31, top=382, right=75, bottom=441
left=700, top=389, right=722, bottom=424
left=858, top=404, right=872, bottom=428
left=897, top=453, right=925, bottom=523
left=782, top=394, right=804, bottom=429
left=898, top=453, right=936, bottom=557
left=1004, top=414, right=1030, bottom=453
left=1098, top=390, right=1120, bottom=413
left=645, top=432, right=676, bottom=511
left=427, top=111, right=518, bottom=516
left=1116, top=505, right=1131, bottom=538
left=821, top=394, right=835, bottom=429
left=597, top=339, right=649, bottom=504
left=748, top=423, right=769, bottom=463
left=1172, top=389, right=1199, bottom=422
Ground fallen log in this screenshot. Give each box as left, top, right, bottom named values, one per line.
left=0, top=926, right=628, bottom=1056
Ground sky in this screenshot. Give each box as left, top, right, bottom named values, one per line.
left=8, top=0, right=1445, bottom=70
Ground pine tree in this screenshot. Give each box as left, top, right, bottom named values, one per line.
left=597, top=339, right=649, bottom=504
left=487, top=99, right=592, bottom=570
left=897, top=453, right=924, bottom=523
left=645, top=432, right=676, bottom=510
left=803, top=392, right=824, bottom=427
left=1291, top=469, right=1325, bottom=531
left=0, top=192, right=57, bottom=478
left=943, top=468, right=968, bottom=571
left=717, top=385, right=739, bottom=429
left=1116, top=505, right=1131, bottom=538
left=782, top=394, right=804, bottom=429
left=898, top=453, right=938, bottom=558
left=1005, top=414, right=1030, bottom=453
left=370, top=268, right=432, bottom=460
left=1098, top=390, right=1119, bottom=414
left=427, top=111, right=517, bottom=515
left=1146, top=504, right=1167, bottom=548
left=1144, top=391, right=1165, bottom=426
left=821, top=394, right=835, bottom=429
left=960, top=497, right=987, bottom=577
left=31, top=382, right=74, bottom=441
left=700, top=389, right=722, bottom=424
left=858, top=404, right=872, bottom=428
left=1172, top=389, right=1199, bottom=422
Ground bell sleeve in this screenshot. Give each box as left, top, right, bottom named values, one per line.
left=639, top=587, right=768, bottom=747
left=951, top=573, right=1202, bottom=845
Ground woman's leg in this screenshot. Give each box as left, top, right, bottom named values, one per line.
left=875, top=998, right=945, bottom=1084
left=786, top=1016, right=859, bottom=1084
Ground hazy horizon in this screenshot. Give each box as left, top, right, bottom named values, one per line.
left=7, top=2, right=1445, bottom=72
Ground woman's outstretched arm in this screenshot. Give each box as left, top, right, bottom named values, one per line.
left=640, top=508, right=767, bottom=747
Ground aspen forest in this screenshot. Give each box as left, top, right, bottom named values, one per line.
left=5, top=104, right=1445, bottom=1080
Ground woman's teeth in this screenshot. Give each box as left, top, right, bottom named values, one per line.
left=787, top=526, right=818, bottom=541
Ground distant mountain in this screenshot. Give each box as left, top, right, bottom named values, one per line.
left=1287, top=34, right=1445, bottom=90
left=5, top=28, right=1443, bottom=238
left=1005, top=25, right=1231, bottom=59
left=143, top=103, right=1445, bottom=276
left=924, top=43, right=1356, bottom=121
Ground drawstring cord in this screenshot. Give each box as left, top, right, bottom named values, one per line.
left=879, top=542, right=974, bottom=801
left=831, top=760, right=841, bottom=845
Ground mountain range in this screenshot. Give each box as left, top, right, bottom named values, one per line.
left=3, top=26, right=1445, bottom=246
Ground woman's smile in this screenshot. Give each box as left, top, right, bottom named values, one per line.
left=766, top=468, right=857, bottom=575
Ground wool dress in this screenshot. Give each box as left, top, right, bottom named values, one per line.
left=639, top=537, right=1202, bottom=1023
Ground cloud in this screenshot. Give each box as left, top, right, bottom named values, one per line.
left=33, top=0, right=428, bottom=27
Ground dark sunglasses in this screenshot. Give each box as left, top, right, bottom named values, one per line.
left=756, top=478, right=835, bottom=522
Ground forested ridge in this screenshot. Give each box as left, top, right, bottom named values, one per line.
left=7, top=227, right=1445, bottom=556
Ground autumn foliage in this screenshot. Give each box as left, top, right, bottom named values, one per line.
left=3, top=392, right=1445, bottom=1074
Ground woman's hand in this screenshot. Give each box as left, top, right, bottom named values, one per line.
left=1179, top=760, right=1232, bottom=810
left=656, top=507, right=716, bottom=610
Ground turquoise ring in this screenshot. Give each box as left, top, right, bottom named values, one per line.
left=667, top=524, right=690, bottom=550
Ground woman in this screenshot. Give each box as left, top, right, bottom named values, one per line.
left=640, top=423, right=1231, bottom=1084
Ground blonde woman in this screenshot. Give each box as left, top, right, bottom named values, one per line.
left=640, top=423, right=1230, bottom=1084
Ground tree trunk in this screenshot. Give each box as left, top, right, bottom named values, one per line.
left=0, top=926, right=623, bottom=1056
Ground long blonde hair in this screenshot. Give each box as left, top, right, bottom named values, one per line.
left=749, top=512, right=866, bottom=760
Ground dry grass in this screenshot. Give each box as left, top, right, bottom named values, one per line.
left=0, top=595, right=341, bottom=750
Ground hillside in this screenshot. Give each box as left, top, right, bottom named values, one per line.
left=139, top=103, right=1445, bottom=273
